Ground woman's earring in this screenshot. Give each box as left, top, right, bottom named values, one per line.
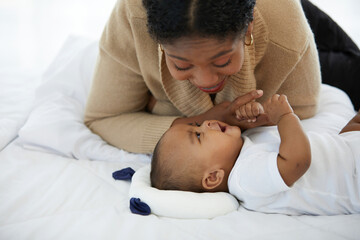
left=245, top=33, right=254, bottom=46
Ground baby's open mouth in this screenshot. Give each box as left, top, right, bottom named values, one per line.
left=218, top=122, right=226, bottom=132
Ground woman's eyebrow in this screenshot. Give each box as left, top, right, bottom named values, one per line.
left=166, top=48, right=233, bottom=62
left=166, top=53, right=189, bottom=62
left=209, top=49, right=233, bottom=60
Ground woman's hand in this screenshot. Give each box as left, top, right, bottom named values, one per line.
left=149, top=91, right=265, bottom=128
left=172, top=89, right=269, bottom=129
left=203, top=90, right=267, bottom=127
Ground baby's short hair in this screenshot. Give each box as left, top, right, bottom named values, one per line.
left=150, top=131, right=204, bottom=192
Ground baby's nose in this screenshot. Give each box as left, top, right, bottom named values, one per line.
left=204, top=121, right=221, bottom=131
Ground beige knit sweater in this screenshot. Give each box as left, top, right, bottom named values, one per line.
left=84, top=0, right=321, bottom=154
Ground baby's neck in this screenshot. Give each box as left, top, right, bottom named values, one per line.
left=223, top=136, right=244, bottom=192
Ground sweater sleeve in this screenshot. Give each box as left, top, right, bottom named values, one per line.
left=277, top=37, right=321, bottom=119
left=254, top=0, right=321, bottom=119
left=84, top=0, right=178, bottom=154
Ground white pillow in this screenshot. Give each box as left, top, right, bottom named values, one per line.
left=17, top=36, right=130, bottom=162
left=129, top=165, right=240, bottom=219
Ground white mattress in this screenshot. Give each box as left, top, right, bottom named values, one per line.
left=0, top=36, right=359, bottom=240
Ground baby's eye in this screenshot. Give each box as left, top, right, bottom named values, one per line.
left=195, top=122, right=201, bottom=127
left=196, top=132, right=201, bottom=139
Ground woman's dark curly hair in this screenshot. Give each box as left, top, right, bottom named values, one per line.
left=142, top=0, right=256, bottom=44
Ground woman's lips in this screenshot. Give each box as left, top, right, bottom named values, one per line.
left=198, top=78, right=226, bottom=93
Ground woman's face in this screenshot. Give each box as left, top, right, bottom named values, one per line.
left=162, top=36, right=245, bottom=94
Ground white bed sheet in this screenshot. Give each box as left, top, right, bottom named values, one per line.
left=1, top=142, right=359, bottom=240
left=0, top=73, right=40, bottom=151
left=0, top=36, right=359, bottom=240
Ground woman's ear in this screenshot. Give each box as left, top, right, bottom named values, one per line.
left=201, top=169, right=225, bottom=190
left=246, top=21, right=254, bottom=36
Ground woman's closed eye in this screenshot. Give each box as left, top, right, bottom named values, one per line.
left=174, top=63, right=193, bottom=71
left=213, top=57, right=232, bottom=68
left=174, top=57, right=232, bottom=71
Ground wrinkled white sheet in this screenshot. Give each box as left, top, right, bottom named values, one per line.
left=17, top=36, right=129, bottom=162
left=0, top=36, right=359, bottom=240
left=1, top=140, right=360, bottom=240
left=1, top=140, right=359, bottom=240
left=0, top=73, right=40, bottom=151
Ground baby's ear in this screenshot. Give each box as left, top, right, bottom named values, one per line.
left=202, top=169, right=225, bottom=190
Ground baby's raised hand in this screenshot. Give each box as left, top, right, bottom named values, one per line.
left=263, top=94, right=294, bottom=124
left=235, top=101, right=264, bottom=123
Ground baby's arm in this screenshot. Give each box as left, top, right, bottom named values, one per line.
left=264, top=94, right=311, bottom=187
left=235, top=101, right=264, bottom=122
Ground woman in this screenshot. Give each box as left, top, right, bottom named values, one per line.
left=84, top=0, right=321, bottom=153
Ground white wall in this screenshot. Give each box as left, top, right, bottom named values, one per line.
left=0, top=0, right=359, bottom=77
left=0, top=0, right=117, bottom=75
left=310, top=0, right=360, bottom=47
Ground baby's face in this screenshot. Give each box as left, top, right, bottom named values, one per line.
left=162, top=120, right=243, bottom=173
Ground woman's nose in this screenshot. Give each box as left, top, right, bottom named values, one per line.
left=192, top=68, right=218, bottom=87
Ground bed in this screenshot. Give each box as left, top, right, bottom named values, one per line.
left=0, top=33, right=359, bottom=239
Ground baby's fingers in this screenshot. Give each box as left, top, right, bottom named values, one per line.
left=235, top=109, right=242, bottom=120
left=235, top=106, right=248, bottom=120
left=245, top=103, right=258, bottom=122
left=235, top=104, right=255, bottom=122
left=251, top=103, right=264, bottom=116
left=272, top=94, right=280, bottom=102
left=279, top=94, right=288, bottom=103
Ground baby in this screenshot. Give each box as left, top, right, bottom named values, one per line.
left=151, top=93, right=360, bottom=215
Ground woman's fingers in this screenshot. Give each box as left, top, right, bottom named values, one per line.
left=230, top=89, right=263, bottom=112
